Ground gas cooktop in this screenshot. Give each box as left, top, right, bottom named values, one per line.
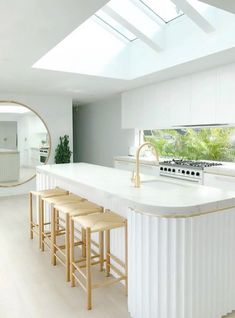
left=161, top=159, right=223, bottom=169
left=159, top=159, right=222, bottom=183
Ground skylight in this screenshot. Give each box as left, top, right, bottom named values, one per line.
left=33, top=17, right=128, bottom=79
left=95, top=10, right=137, bottom=41
left=139, top=0, right=184, bottom=23
left=107, top=0, right=161, bottom=39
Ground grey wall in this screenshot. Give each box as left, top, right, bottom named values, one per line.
left=73, top=95, right=135, bottom=167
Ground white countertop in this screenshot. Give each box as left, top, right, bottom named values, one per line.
left=0, top=148, right=19, bottom=154
left=114, top=155, right=159, bottom=165
left=37, top=163, right=235, bottom=216
left=205, top=162, right=235, bottom=177
left=115, top=155, right=235, bottom=177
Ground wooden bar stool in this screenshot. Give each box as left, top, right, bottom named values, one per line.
left=70, top=211, right=128, bottom=310
left=41, top=193, right=85, bottom=252
left=29, top=188, right=68, bottom=248
left=51, top=200, right=104, bottom=282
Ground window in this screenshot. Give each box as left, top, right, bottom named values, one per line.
left=139, top=0, right=184, bottom=23
left=95, top=10, right=137, bottom=41
left=107, top=0, right=161, bottom=39
left=144, top=127, right=235, bottom=162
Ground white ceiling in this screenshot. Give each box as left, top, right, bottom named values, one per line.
left=1, top=0, right=235, bottom=104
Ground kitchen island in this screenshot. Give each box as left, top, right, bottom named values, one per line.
left=37, top=163, right=235, bottom=318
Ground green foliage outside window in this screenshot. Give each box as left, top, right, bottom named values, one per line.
left=144, top=128, right=235, bottom=162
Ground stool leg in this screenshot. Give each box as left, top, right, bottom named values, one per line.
left=29, top=193, right=33, bottom=239
left=125, top=221, right=128, bottom=296
left=65, top=213, right=70, bottom=282
left=86, top=227, right=92, bottom=310
left=56, top=210, right=60, bottom=233
left=41, top=199, right=45, bottom=252
left=99, top=231, right=104, bottom=271
left=39, top=197, right=42, bottom=250
left=70, top=219, right=75, bottom=287
left=51, top=207, right=56, bottom=265
left=105, top=230, right=110, bottom=277
left=82, top=228, right=86, bottom=258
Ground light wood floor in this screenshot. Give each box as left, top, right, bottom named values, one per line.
left=0, top=194, right=234, bottom=318
left=0, top=195, right=130, bottom=318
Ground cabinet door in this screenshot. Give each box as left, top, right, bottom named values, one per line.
left=216, top=64, right=235, bottom=123
left=191, top=70, right=217, bottom=125
left=204, top=173, right=235, bottom=191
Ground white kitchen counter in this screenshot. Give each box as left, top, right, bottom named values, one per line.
left=0, top=148, right=19, bottom=154
left=36, top=163, right=235, bottom=318
left=37, top=163, right=235, bottom=216
left=205, top=162, right=235, bottom=177
left=114, top=155, right=159, bottom=166
left=115, top=155, right=235, bottom=178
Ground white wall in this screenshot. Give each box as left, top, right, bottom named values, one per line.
left=73, top=95, right=135, bottom=167
left=122, top=62, right=235, bottom=129
left=0, top=93, right=73, bottom=197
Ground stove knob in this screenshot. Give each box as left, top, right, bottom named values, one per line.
left=186, top=171, right=190, bottom=175
left=172, top=169, right=176, bottom=173
left=191, top=171, right=195, bottom=176
left=182, top=170, right=185, bottom=174
left=164, top=168, right=167, bottom=171
left=196, top=172, right=200, bottom=177
left=160, top=167, right=163, bottom=171
left=168, top=168, right=171, bottom=172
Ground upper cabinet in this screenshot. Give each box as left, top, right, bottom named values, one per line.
left=122, top=63, right=235, bottom=129
left=216, top=64, right=235, bottom=123
left=191, top=69, right=217, bottom=125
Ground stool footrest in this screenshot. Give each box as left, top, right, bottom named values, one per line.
left=92, top=276, right=126, bottom=289
left=55, top=253, right=66, bottom=267
left=75, top=254, right=100, bottom=264
left=72, top=273, right=87, bottom=291
left=109, top=263, right=125, bottom=278
left=107, top=252, right=125, bottom=268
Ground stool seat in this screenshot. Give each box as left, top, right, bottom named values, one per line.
left=70, top=210, right=127, bottom=310
left=73, top=211, right=125, bottom=232
left=43, top=194, right=84, bottom=205
left=30, top=188, right=68, bottom=198
left=54, top=201, right=103, bottom=215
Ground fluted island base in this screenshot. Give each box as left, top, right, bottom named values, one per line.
left=128, top=208, right=235, bottom=318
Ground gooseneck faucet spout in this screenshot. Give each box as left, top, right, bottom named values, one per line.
left=133, top=142, right=159, bottom=188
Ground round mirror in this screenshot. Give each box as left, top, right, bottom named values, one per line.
left=0, top=101, right=51, bottom=187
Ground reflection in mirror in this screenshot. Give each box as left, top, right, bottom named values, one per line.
left=0, top=102, right=50, bottom=187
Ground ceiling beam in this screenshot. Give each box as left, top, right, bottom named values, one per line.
left=171, top=0, right=215, bottom=33
left=199, top=0, right=235, bottom=14
left=102, top=6, right=162, bottom=53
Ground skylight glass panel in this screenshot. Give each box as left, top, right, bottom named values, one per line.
left=33, top=17, right=128, bottom=79
left=139, top=0, right=183, bottom=23
left=95, top=10, right=137, bottom=41
left=107, top=0, right=160, bottom=39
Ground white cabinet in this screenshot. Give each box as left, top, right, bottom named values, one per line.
left=190, top=70, right=217, bottom=125
left=204, top=173, right=235, bottom=191
left=122, top=64, right=235, bottom=129
left=30, top=148, right=40, bottom=167
left=114, top=160, right=159, bottom=176
left=216, top=64, right=235, bottom=123
left=122, top=76, right=191, bottom=129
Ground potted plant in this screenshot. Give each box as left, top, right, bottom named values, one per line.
left=55, top=135, right=72, bottom=164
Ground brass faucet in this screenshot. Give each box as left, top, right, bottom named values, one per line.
left=132, top=142, right=159, bottom=188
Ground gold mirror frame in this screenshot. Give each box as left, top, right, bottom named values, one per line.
left=0, top=100, right=51, bottom=188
